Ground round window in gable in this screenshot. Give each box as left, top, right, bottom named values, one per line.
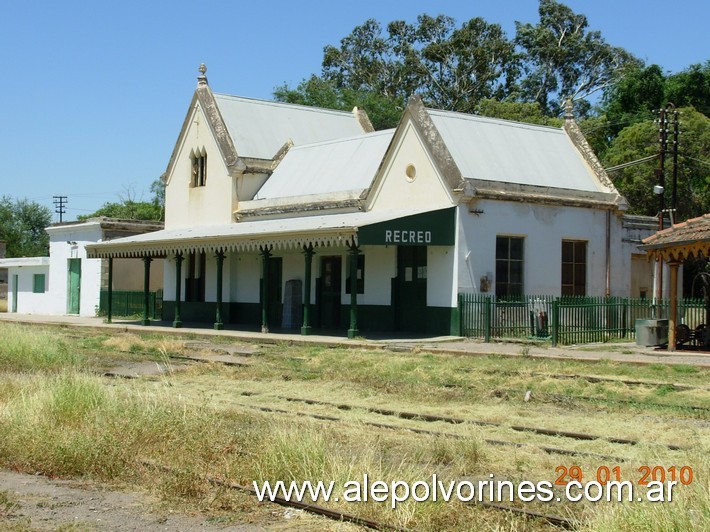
left=405, top=164, right=417, bottom=182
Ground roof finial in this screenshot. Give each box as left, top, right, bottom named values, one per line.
left=197, top=63, right=208, bottom=86
left=564, top=99, right=574, bottom=121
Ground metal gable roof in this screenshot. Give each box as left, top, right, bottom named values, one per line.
left=254, top=130, right=394, bottom=200
left=427, top=109, right=602, bottom=192
left=213, top=94, right=368, bottom=160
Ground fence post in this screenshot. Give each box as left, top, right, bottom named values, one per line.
left=484, top=296, right=492, bottom=342
left=551, top=298, right=559, bottom=347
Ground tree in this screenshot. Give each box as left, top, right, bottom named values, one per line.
left=665, top=61, right=710, bottom=117
left=0, top=196, right=52, bottom=257
left=477, top=99, right=561, bottom=126
left=274, top=76, right=404, bottom=130
left=603, top=107, right=710, bottom=219
left=601, top=64, right=666, bottom=136
left=78, top=181, right=165, bottom=222
left=515, top=0, right=639, bottom=117
left=283, top=14, right=519, bottom=118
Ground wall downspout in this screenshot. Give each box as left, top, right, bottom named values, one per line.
left=605, top=209, right=611, bottom=297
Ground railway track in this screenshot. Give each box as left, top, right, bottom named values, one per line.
left=236, top=394, right=630, bottom=463
left=141, top=460, right=576, bottom=530
left=492, top=388, right=710, bottom=413
left=274, top=394, right=687, bottom=451
left=479, top=369, right=708, bottom=392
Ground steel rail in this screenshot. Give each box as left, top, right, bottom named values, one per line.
left=140, top=460, right=407, bottom=531
left=239, top=401, right=627, bottom=463
left=275, top=395, right=687, bottom=451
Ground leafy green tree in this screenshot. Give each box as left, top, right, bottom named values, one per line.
left=665, top=61, right=710, bottom=117
left=603, top=107, right=710, bottom=219
left=79, top=181, right=165, bottom=222
left=280, top=14, right=519, bottom=119
left=0, top=196, right=52, bottom=257
left=477, top=99, right=561, bottom=126
left=78, top=200, right=162, bottom=221
left=601, top=64, right=665, bottom=136
left=274, top=76, right=404, bottom=130
left=515, top=0, right=639, bottom=117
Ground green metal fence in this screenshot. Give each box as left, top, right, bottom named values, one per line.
left=459, top=293, right=707, bottom=345
left=98, top=289, right=163, bottom=319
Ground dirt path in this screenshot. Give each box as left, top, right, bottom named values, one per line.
left=0, top=470, right=259, bottom=531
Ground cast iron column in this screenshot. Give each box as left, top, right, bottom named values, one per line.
left=142, top=256, right=152, bottom=326
left=301, top=244, right=314, bottom=335
left=173, top=253, right=183, bottom=328
left=260, top=246, right=271, bottom=333
left=347, top=240, right=360, bottom=339
left=214, top=250, right=225, bottom=330
left=106, top=257, right=113, bottom=324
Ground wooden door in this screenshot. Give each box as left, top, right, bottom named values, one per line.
left=395, top=246, right=427, bottom=332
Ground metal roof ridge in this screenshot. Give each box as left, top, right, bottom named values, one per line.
left=426, top=108, right=563, bottom=132
left=212, top=93, right=357, bottom=117
left=286, top=129, right=395, bottom=151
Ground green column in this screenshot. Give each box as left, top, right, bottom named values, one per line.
left=347, top=241, right=360, bottom=339
left=173, top=253, right=183, bottom=328
left=142, top=256, right=152, bottom=326
left=214, top=250, right=225, bottom=330
left=260, top=247, right=271, bottom=333
left=106, top=257, right=113, bottom=324
left=301, top=245, right=314, bottom=335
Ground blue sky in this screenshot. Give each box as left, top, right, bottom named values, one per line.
left=1, top=0, right=707, bottom=221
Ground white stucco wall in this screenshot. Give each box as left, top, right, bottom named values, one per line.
left=165, top=104, right=235, bottom=229
left=458, top=201, right=628, bottom=297
left=6, top=266, right=49, bottom=313
left=47, top=224, right=104, bottom=316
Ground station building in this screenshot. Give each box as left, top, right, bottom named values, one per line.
left=86, top=66, right=651, bottom=337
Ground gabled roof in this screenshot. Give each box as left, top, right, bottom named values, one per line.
left=163, top=69, right=372, bottom=182
left=215, top=94, right=371, bottom=160
left=641, top=214, right=710, bottom=261
left=427, top=109, right=604, bottom=192
left=253, top=130, right=394, bottom=200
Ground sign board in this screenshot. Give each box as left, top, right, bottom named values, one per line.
left=358, top=207, right=455, bottom=246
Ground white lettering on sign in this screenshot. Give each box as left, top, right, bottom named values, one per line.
left=383, top=229, right=432, bottom=244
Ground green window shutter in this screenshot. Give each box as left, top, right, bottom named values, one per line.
left=33, top=274, right=46, bottom=293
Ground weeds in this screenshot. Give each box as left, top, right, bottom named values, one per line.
left=0, top=323, right=84, bottom=372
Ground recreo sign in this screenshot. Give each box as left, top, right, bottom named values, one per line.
left=358, top=207, right=455, bottom=247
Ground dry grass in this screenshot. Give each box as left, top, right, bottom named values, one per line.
left=0, top=324, right=707, bottom=530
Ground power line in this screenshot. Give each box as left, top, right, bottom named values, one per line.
left=604, top=154, right=658, bottom=172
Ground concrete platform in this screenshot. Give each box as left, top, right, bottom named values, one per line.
left=1, top=312, right=709, bottom=368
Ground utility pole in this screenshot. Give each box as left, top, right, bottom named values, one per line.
left=669, top=106, right=680, bottom=219
left=53, top=195, right=67, bottom=223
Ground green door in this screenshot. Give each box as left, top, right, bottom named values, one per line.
left=319, top=256, right=342, bottom=329
left=395, top=246, right=427, bottom=332
left=68, top=258, right=81, bottom=314
left=268, top=257, right=283, bottom=327
left=11, top=274, right=18, bottom=312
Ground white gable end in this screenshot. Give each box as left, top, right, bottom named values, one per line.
left=367, top=120, right=455, bottom=212
left=165, top=103, right=235, bottom=229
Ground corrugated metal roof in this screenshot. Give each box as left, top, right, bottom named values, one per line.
left=214, top=94, right=367, bottom=160
left=427, top=110, right=601, bottom=192
left=85, top=207, right=437, bottom=257
left=254, top=130, right=394, bottom=200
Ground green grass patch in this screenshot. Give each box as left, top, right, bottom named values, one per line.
left=0, top=323, right=85, bottom=372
